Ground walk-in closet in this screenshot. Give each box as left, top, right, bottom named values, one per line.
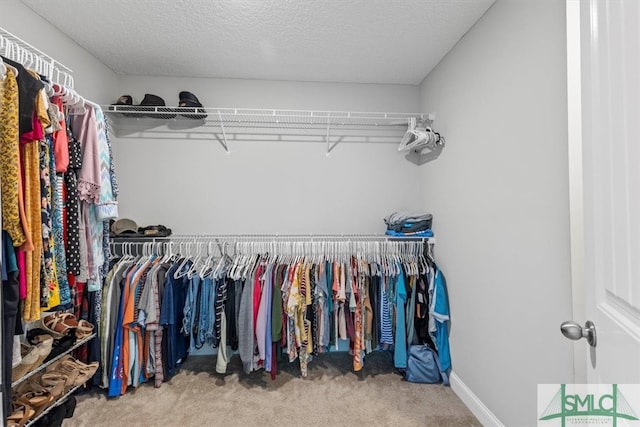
left=3, top=0, right=638, bottom=426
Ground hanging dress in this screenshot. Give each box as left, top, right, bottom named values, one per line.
left=0, top=68, right=26, bottom=247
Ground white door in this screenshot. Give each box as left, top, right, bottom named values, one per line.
left=567, top=0, right=640, bottom=386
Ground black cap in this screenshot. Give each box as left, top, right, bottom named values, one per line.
left=177, top=91, right=207, bottom=119
left=139, top=94, right=176, bottom=119
left=110, top=95, right=137, bottom=117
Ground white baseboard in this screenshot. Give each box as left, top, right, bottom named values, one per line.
left=450, top=371, right=504, bottom=427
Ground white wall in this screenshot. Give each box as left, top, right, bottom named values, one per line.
left=0, top=0, right=118, bottom=102
left=113, top=76, right=422, bottom=234
left=419, top=0, right=573, bottom=425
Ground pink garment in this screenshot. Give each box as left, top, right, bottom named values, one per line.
left=71, top=108, right=100, bottom=203
left=19, top=115, right=44, bottom=145
left=253, top=265, right=263, bottom=340
left=17, top=250, right=26, bottom=299
left=52, top=96, right=69, bottom=173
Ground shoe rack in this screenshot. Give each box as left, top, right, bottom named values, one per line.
left=12, top=333, right=96, bottom=427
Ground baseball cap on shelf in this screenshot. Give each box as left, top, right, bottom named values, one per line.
left=110, top=94, right=137, bottom=117
left=177, top=91, right=207, bottom=120
left=111, top=218, right=139, bottom=235
left=139, top=94, right=177, bottom=119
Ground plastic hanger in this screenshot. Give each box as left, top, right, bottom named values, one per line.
left=398, top=117, right=422, bottom=152
left=174, top=242, right=194, bottom=279
left=198, top=242, right=214, bottom=279
left=185, top=242, right=205, bottom=279
left=0, top=54, right=18, bottom=79
left=213, top=246, right=227, bottom=279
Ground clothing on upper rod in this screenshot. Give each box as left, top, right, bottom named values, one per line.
left=101, top=237, right=450, bottom=395
left=0, top=38, right=119, bottom=418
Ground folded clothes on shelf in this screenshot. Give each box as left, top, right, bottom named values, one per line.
left=384, top=211, right=433, bottom=235
left=384, top=212, right=433, bottom=228
left=385, top=229, right=434, bottom=238
left=387, top=219, right=432, bottom=234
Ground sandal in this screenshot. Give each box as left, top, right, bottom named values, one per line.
left=74, top=361, right=99, bottom=386
left=18, top=389, right=54, bottom=417
left=7, top=401, right=34, bottom=427
left=42, top=312, right=78, bottom=339
left=14, top=374, right=45, bottom=395
left=75, top=319, right=94, bottom=340
left=39, top=372, right=69, bottom=399
left=11, top=344, right=39, bottom=382
left=46, top=360, right=78, bottom=390
left=56, top=355, right=99, bottom=386
left=30, top=334, right=53, bottom=369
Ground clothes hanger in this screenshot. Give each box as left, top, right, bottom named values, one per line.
left=229, top=244, right=243, bottom=280
left=159, top=242, right=170, bottom=263
left=185, top=242, right=205, bottom=279
left=198, top=242, right=213, bottom=279
left=213, top=243, right=228, bottom=279
left=398, top=117, right=422, bottom=152
left=174, top=242, right=195, bottom=279
left=0, top=54, right=19, bottom=78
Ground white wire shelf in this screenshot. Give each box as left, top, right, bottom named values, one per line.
left=104, top=106, right=432, bottom=127
left=102, top=106, right=434, bottom=154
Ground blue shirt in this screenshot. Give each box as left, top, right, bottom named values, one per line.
left=161, top=261, right=191, bottom=378
left=433, top=267, right=451, bottom=373
left=393, top=264, right=408, bottom=369
left=2, top=231, right=17, bottom=281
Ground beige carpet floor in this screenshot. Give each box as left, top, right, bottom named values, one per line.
left=63, top=352, right=479, bottom=427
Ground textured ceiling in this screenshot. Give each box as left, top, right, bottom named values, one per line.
left=21, top=0, right=494, bottom=85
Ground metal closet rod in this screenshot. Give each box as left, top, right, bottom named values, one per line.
left=0, top=27, right=75, bottom=88
left=112, top=233, right=434, bottom=242
left=109, top=235, right=432, bottom=259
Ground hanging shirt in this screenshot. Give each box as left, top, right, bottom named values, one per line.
left=160, top=261, right=191, bottom=379
left=256, top=263, right=270, bottom=362
left=432, top=267, right=451, bottom=373
left=393, top=263, right=408, bottom=369
left=263, top=264, right=274, bottom=372
left=238, top=270, right=255, bottom=373
left=271, top=265, right=284, bottom=343
left=0, top=56, right=43, bottom=135
left=0, top=68, right=26, bottom=247
left=379, top=274, right=393, bottom=346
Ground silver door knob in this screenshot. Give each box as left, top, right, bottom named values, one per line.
left=560, top=320, right=597, bottom=347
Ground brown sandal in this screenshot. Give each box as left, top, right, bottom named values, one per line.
left=74, top=361, right=99, bottom=386
left=39, top=372, right=69, bottom=399
left=75, top=319, right=94, bottom=340
left=30, top=334, right=53, bottom=370
left=46, top=361, right=78, bottom=391
left=11, top=344, right=39, bottom=382
left=14, top=374, right=45, bottom=395
left=55, top=355, right=98, bottom=386
left=7, top=402, right=34, bottom=427
left=18, top=389, right=54, bottom=417
left=42, top=312, right=78, bottom=338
